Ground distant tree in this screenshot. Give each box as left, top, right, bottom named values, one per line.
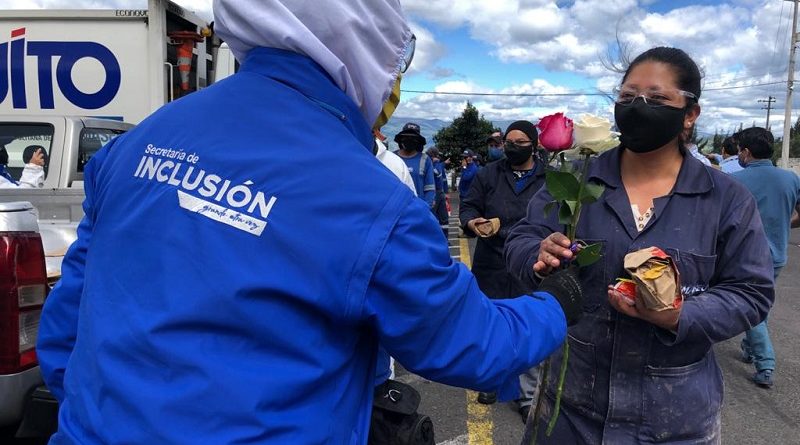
left=433, top=102, right=498, bottom=167
left=711, top=130, right=726, bottom=154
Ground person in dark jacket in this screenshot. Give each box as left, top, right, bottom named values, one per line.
left=459, top=120, right=545, bottom=419
left=506, top=47, right=773, bottom=444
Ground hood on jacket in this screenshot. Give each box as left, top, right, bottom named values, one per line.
left=213, top=0, right=412, bottom=126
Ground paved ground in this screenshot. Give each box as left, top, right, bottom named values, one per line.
left=395, top=199, right=800, bottom=445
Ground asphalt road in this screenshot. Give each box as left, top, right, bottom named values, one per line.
left=394, top=207, right=800, bottom=445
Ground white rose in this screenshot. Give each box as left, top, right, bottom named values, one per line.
left=574, top=114, right=619, bottom=154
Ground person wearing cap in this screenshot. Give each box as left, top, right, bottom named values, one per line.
left=487, top=131, right=505, bottom=162
left=395, top=122, right=436, bottom=208
left=36, top=1, right=585, bottom=444
left=460, top=120, right=546, bottom=420
left=459, top=149, right=479, bottom=199
left=374, top=130, right=416, bottom=196
left=426, top=147, right=449, bottom=236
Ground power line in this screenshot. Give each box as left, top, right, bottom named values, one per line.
left=400, top=81, right=787, bottom=98
left=400, top=89, right=608, bottom=97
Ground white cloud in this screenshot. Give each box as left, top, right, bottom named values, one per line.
left=3, top=0, right=798, bottom=136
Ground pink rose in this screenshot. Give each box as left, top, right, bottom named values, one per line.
left=537, top=112, right=574, bottom=152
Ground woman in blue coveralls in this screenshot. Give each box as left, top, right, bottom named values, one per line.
left=506, top=47, right=774, bottom=444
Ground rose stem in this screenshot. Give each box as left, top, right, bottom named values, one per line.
left=546, top=341, right=570, bottom=436
left=529, top=358, right=550, bottom=445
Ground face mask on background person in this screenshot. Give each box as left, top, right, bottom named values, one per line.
left=488, top=147, right=504, bottom=161
left=615, top=97, right=687, bottom=153
left=504, top=142, right=533, bottom=166
left=400, top=139, right=424, bottom=153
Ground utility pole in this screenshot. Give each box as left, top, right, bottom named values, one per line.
left=782, top=0, right=799, bottom=168
left=759, top=96, right=777, bottom=129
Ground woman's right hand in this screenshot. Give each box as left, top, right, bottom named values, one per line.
left=533, top=232, right=574, bottom=276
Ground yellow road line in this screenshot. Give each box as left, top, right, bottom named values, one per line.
left=459, top=237, right=493, bottom=445
left=459, top=237, right=472, bottom=268
left=466, top=391, right=494, bottom=445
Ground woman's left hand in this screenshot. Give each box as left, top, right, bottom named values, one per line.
left=607, top=286, right=680, bottom=332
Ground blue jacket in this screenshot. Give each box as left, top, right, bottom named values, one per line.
left=506, top=148, right=774, bottom=444
left=432, top=160, right=447, bottom=193
left=459, top=162, right=479, bottom=196
left=732, top=159, right=800, bottom=268
left=399, top=152, right=435, bottom=206
left=37, top=48, right=567, bottom=445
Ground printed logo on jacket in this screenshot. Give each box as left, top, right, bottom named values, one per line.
left=134, top=144, right=278, bottom=236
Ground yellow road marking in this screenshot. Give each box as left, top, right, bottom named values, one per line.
left=467, top=391, right=494, bottom=445
left=459, top=236, right=493, bottom=444
left=459, top=237, right=472, bottom=268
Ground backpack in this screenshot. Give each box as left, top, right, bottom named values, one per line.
left=368, top=379, right=435, bottom=445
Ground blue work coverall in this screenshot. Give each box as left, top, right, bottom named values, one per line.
left=506, top=148, right=774, bottom=444
left=400, top=152, right=435, bottom=207
left=36, top=48, right=567, bottom=445
left=459, top=162, right=479, bottom=198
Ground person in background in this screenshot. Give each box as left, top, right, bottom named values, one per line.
left=487, top=131, right=505, bottom=162
left=36, top=1, right=585, bottom=443
left=719, top=135, right=744, bottom=174
left=427, top=147, right=449, bottom=237
left=460, top=120, right=546, bottom=422
left=374, top=130, right=416, bottom=195
left=732, top=127, right=799, bottom=388
left=507, top=46, right=773, bottom=443
left=395, top=122, right=435, bottom=208
left=459, top=149, right=479, bottom=200
left=684, top=125, right=712, bottom=166
left=0, top=145, right=46, bottom=188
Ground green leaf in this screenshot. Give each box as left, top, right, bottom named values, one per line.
left=579, top=182, right=606, bottom=204
left=543, top=201, right=557, bottom=218
left=546, top=170, right=581, bottom=201
left=575, top=242, right=603, bottom=267
left=558, top=201, right=575, bottom=226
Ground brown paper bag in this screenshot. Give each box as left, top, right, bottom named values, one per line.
left=623, top=247, right=682, bottom=311
left=475, top=218, right=501, bottom=237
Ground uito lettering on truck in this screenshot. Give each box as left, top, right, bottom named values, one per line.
left=0, top=0, right=238, bottom=124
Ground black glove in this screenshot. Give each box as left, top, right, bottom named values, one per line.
left=537, top=267, right=583, bottom=326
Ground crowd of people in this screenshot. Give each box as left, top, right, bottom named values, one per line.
left=29, top=0, right=796, bottom=444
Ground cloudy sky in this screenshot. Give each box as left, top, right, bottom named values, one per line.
left=1, top=0, right=797, bottom=137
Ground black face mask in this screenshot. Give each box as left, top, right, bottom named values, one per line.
left=504, top=142, right=533, bottom=166
left=615, top=98, right=687, bottom=153
left=400, top=140, right=424, bottom=153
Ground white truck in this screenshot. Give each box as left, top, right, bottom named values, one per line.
left=0, top=0, right=231, bottom=123
left=0, top=0, right=237, bottom=439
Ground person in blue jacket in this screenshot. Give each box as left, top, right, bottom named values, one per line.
left=35, top=1, right=583, bottom=444
left=506, top=47, right=774, bottom=444
left=732, top=126, right=800, bottom=388
left=458, top=149, right=479, bottom=199
left=395, top=122, right=436, bottom=208
left=427, top=147, right=449, bottom=235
